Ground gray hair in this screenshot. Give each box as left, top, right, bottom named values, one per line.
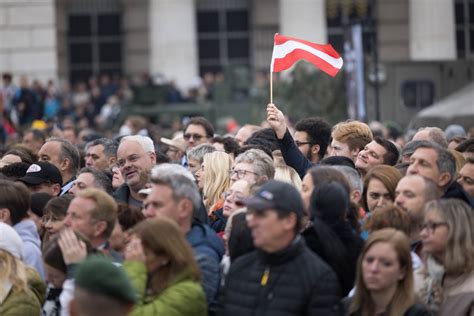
left=413, top=141, right=456, bottom=187
left=78, top=167, right=113, bottom=195
left=416, top=127, right=448, bottom=148
left=85, top=138, right=118, bottom=158
left=332, top=165, right=363, bottom=193
left=186, top=143, right=216, bottom=163
left=234, top=148, right=275, bottom=180
left=121, top=135, right=155, bottom=153
left=150, top=163, right=201, bottom=211
left=46, top=137, right=81, bottom=173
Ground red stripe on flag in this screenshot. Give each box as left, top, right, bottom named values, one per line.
left=273, top=49, right=341, bottom=77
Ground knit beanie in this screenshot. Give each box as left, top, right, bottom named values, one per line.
left=0, top=222, right=24, bottom=259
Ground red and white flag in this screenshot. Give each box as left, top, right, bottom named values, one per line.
left=271, top=34, right=343, bottom=77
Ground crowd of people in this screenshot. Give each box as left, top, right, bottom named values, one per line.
left=0, top=73, right=473, bottom=316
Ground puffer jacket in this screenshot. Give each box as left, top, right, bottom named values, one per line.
left=123, top=261, right=207, bottom=316
left=218, top=236, right=343, bottom=316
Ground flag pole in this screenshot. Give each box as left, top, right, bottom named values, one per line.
left=270, top=71, right=273, bottom=104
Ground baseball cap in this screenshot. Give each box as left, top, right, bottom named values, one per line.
left=75, top=255, right=137, bottom=304
left=0, top=222, right=24, bottom=259
left=240, top=180, right=304, bottom=218
left=18, top=162, right=63, bottom=186
left=160, top=135, right=186, bottom=152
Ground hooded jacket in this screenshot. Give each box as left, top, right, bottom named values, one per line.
left=14, top=219, right=45, bottom=280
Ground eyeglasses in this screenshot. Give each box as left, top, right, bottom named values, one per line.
left=420, top=221, right=448, bottom=233
left=295, top=141, right=313, bottom=147
left=183, top=133, right=206, bottom=141
left=115, top=154, right=142, bottom=168
left=229, top=169, right=258, bottom=179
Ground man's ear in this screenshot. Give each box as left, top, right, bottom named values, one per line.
left=93, top=221, right=107, bottom=238
left=311, top=144, right=320, bottom=155
left=351, top=190, right=362, bottom=204
left=437, top=172, right=452, bottom=188
left=0, top=208, right=11, bottom=224
left=351, top=148, right=361, bottom=161
left=108, top=157, right=117, bottom=167
left=282, top=213, right=297, bottom=231
left=53, top=184, right=61, bottom=196
left=177, top=198, right=193, bottom=220
left=60, top=158, right=70, bottom=172
left=149, top=152, right=157, bottom=165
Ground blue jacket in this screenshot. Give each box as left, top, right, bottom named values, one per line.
left=186, top=223, right=225, bottom=310
left=14, top=219, right=45, bottom=280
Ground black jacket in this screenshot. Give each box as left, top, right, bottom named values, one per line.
left=277, top=129, right=314, bottom=179
left=443, top=181, right=474, bottom=207
left=218, top=236, right=343, bottom=316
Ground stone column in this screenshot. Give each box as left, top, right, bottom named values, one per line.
left=279, top=0, right=327, bottom=43
left=409, top=0, right=456, bottom=60
left=149, top=0, right=198, bottom=91
left=0, top=0, right=59, bottom=83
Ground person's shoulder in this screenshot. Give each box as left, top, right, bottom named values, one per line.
left=228, top=250, right=260, bottom=272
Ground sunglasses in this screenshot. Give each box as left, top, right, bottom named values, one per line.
left=183, top=133, right=207, bottom=141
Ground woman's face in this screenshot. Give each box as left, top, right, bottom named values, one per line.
left=223, top=180, right=250, bottom=218
left=366, top=178, right=392, bottom=213
left=420, top=209, right=449, bottom=260
left=42, top=214, right=66, bottom=237
left=112, top=166, right=124, bottom=189
left=301, top=173, right=314, bottom=213
left=362, top=241, right=404, bottom=292
left=45, top=263, right=66, bottom=289
left=143, top=246, right=169, bottom=272
left=194, top=162, right=206, bottom=190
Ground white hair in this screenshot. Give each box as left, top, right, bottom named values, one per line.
left=151, top=163, right=195, bottom=182
left=121, top=135, right=155, bottom=153
left=332, top=165, right=363, bottom=193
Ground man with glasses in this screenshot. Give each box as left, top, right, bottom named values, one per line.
left=183, top=116, right=214, bottom=150
left=113, top=135, right=156, bottom=207
left=230, top=148, right=275, bottom=186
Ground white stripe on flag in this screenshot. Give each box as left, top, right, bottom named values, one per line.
left=271, top=40, right=343, bottom=70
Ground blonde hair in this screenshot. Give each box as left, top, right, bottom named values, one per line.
left=351, top=228, right=415, bottom=316
left=424, top=199, right=474, bottom=275
left=332, top=120, right=373, bottom=151
left=274, top=165, right=302, bottom=191
left=203, top=151, right=233, bottom=210
left=0, top=249, right=28, bottom=298
left=133, top=217, right=200, bottom=296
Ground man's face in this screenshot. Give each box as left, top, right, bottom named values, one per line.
left=329, top=139, right=358, bottom=162
left=246, top=208, right=295, bottom=253
left=395, top=176, right=427, bottom=228
left=355, top=141, right=387, bottom=172
left=38, top=141, right=64, bottom=172
left=407, top=148, right=447, bottom=188
left=458, top=163, right=474, bottom=196
left=142, top=184, right=179, bottom=221
left=63, top=197, right=97, bottom=240
left=117, top=140, right=156, bottom=192
left=69, top=172, right=96, bottom=195
left=27, top=182, right=60, bottom=196
left=187, top=158, right=200, bottom=179
left=85, top=145, right=110, bottom=170
left=294, top=131, right=317, bottom=161
left=183, top=124, right=209, bottom=149
left=22, top=132, right=43, bottom=153
left=230, top=162, right=259, bottom=186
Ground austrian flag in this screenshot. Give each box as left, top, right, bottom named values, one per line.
left=271, top=34, right=343, bottom=77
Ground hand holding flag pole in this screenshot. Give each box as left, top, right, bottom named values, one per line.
left=269, top=33, right=344, bottom=104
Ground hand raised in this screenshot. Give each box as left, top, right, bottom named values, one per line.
left=266, top=103, right=287, bottom=139
left=124, top=236, right=146, bottom=263
left=58, top=228, right=87, bottom=265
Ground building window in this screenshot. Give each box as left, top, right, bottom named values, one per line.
left=401, top=80, right=434, bottom=108
left=196, top=2, right=250, bottom=76
left=455, top=0, right=474, bottom=58
left=68, top=11, right=122, bottom=83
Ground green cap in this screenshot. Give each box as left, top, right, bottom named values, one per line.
left=75, top=256, right=137, bottom=304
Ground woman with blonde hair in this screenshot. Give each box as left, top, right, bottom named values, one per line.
left=345, top=228, right=429, bottom=316
left=124, top=217, right=207, bottom=315
left=0, top=222, right=45, bottom=315
left=274, top=165, right=302, bottom=191
left=361, top=165, right=402, bottom=213
left=416, top=199, right=474, bottom=315
left=198, top=151, right=233, bottom=214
